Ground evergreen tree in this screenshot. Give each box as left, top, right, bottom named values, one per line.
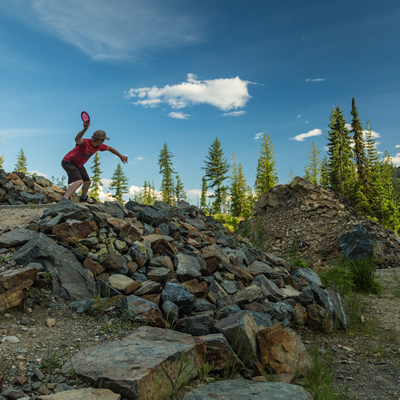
left=245, top=186, right=256, bottom=216
left=15, top=148, right=28, bottom=174
left=288, top=170, right=294, bottom=183
left=229, top=153, right=248, bottom=217
left=109, top=163, right=129, bottom=202
left=254, top=132, right=278, bottom=197
left=320, top=155, right=329, bottom=188
left=174, top=174, right=187, bottom=203
left=303, top=142, right=321, bottom=185
left=200, top=176, right=208, bottom=212
left=350, top=97, right=371, bottom=202
left=88, top=152, right=103, bottom=201
left=158, top=143, right=175, bottom=205
left=0, top=135, right=4, bottom=169
left=202, top=137, right=229, bottom=214
left=326, top=106, right=353, bottom=196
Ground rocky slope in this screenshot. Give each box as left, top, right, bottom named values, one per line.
left=247, top=176, right=400, bottom=268
left=0, top=193, right=353, bottom=399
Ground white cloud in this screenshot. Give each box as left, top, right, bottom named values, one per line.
left=384, top=153, right=400, bottom=165
left=1, top=1, right=203, bottom=62
left=135, top=157, right=145, bottom=161
left=305, top=121, right=309, bottom=124
left=222, top=111, right=246, bottom=117
left=297, top=114, right=302, bottom=119
left=168, top=112, right=190, bottom=119
left=345, top=123, right=381, bottom=139
left=100, top=178, right=112, bottom=187
left=306, top=78, right=325, bottom=82
left=291, top=129, right=322, bottom=141
left=125, top=74, right=252, bottom=112
left=29, top=170, right=47, bottom=177
left=254, top=132, right=264, bottom=140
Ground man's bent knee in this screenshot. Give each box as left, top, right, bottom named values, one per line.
left=74, top=180, right=84, bottom=186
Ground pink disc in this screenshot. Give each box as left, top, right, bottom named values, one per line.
left=81, top=111, right=90, bottom=123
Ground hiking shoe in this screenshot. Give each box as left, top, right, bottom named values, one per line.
left=79, top=195, right=88, bottom=202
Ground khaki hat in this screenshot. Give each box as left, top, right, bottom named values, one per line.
left=92, top=130, right=110, bottom=140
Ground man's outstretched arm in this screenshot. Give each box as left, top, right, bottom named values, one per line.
left=107, top=146, right=128, bottom=163
left=75, top=122, right=90, bottom=145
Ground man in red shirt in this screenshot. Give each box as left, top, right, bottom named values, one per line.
left=61, top=121, right=128, bottom=201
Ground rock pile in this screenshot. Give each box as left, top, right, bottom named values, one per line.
left=0, top=197, right=349, bottom=398
left=0, top=170, right=65, bottom=205
left=249, top=176, right=400, bottom=268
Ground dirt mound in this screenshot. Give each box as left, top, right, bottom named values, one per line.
left=245, top=177, right=400, bottom=268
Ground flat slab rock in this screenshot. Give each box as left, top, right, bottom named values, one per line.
left=37, top=388, right=121, bottom=399
left=183, top=379, right=313, bottom=400
left=62, top=326, right=205, bottom=400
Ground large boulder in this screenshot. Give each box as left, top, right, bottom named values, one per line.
left=12, top=233, right=96, bottom=301
left=62, top=326, right=205, bottom=400
left=257, top=324, right=311, bottom=375
left=0, top=228, right=39, bottom=248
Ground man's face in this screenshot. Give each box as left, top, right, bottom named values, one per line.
left=91, top=137, right=105, bottom=147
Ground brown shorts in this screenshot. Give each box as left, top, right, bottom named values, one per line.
left=61, top=160, right=90, bottom=184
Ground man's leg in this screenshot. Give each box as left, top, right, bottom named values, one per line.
left=81, top=180, right=91, bottom=196
left=63, top=180, right=83, bottom=199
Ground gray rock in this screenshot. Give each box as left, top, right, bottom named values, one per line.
left=42, top=198, right=77, bottom=218
left=175, top=253, right=206, bottom=282
left=220, top=279, right=238, bottom=295
left=337, top=224, right=374, bottom=261
left=19, top=191, right=45, bottom=204
left=13, top=233, right=95, bottom=301
left=264, top=302, right=294, bottom=322
left=252, top=275, right=286, bottom=302
left=298, top=288, right=314, bottom=306
left=147, top=268, right=171, bottom=283
left=247, top=260, right=276, bottom=278
left=102, top=254, right=129, bottom=275
left=133, top=280, right=161, bottom=296
left=215, top=305, right=241, bottom=320
left=207, top=281, right=231, bottom=309
left=214, top=310, right=259, bottom=362
left=246, top=310, right=273, bottom=329
left=162, top=300, right=179, bottom=322
left=177, top=314, right=214, bottom=336
left=121, top=295, right=165, bottom=327
left=183, top=379, right=313, bottom=400
left=128, top=241, right=149, bottom=267
left=233, top=285, right=263, bottom=307
left=294, top=268, right=322, bottom=286
left=62, top=326, right=205, bottom=400
left=194, top=298, right=217, bottom=313
left=0, top=228, right=39, bottom=248
left=162, top=282, right=196, bottom=314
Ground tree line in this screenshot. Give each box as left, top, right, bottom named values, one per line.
left=2, top=98, right=400, bottom=232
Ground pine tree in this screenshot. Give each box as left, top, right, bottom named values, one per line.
left=15, top=149, right=28, bottom=174
left=245, top=185, right=256, bottom=216
left=350, top=97, right=371, bottom=203
left=88, top=152, right=103, bottom=201
left=134, top=180, right=158, bottom=205
left=202, top=137, right=229, bottom=214
left=288, top=170, right=294, bottom=183
left=326, top=106, right=354, bottom=196
left=158, top=143, right=175, bottom=205
left=109, top=163, right=129, bottom=202
left=229, top=153, right=247, bottom=217
left=0, top=135, right=4, bottom=169
left=254, top=132, right=278, bottom=196
left=200, top=176, right=208, bottom=212
left=174, top=174, right=187, bottom=203
left=303, top=142, right=321, bottom=185
left=320, top=155, right=329, bottom=188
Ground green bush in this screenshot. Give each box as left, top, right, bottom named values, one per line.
left=319, top=256, right=382, bottom=295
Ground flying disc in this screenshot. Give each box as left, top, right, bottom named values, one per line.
left=81, top=111, right=90, bottom=123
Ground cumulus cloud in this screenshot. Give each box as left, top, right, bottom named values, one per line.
left=125, top=74, right=252, bottom=112
left=384, top=153, right=400, bottom=165
left=168, top=112, right=190, bottom=119
left=291, top=129, right=322, bottom=141
left=222, top=111, right=246, bottom=117
left=306, top=78, right=325, bottom=82
left=254, top=132, right=264, bottom=140
left=135, top=157, right=145, bottom=160
left=297, top=114, right=302, bottom=119
left=0, top=1, right=203, bottom=62
left=29, top=170, right=47, bottom=177
left=345, top=123, right=381, bottom=139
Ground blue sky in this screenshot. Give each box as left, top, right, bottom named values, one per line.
left=1, top=0, right=400, bottom=204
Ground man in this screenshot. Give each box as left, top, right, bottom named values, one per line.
left=61, top=121, right=128, bottom=201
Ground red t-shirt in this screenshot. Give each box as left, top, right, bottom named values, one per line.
left=63, top=139, right=108, bottom=167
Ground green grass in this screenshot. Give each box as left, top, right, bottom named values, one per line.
left=213, top=214, right=240, bottom=233
left=319, top=256, right=382, bottom=296
left=304, top=347, right=352, bottom=400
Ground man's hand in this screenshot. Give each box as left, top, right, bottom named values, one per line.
left=83, top=121, right=90, bottom=130
left=120, top=155, right=128, bottom=164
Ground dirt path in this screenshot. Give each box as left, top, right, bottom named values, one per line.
left=301, top=268, right=400, bottom=399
